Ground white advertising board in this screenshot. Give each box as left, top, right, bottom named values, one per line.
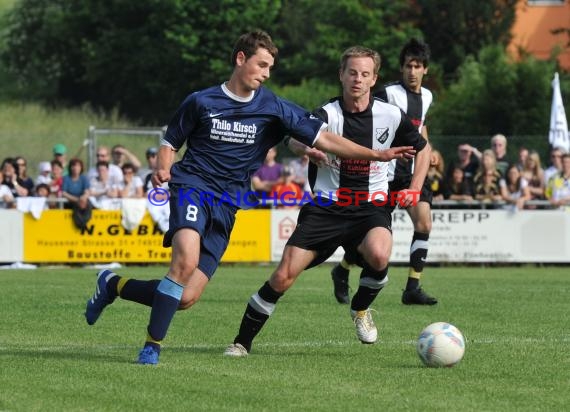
left=271, top=209, right=570, bottom=263
left=0, top=209, right=24, bottom=262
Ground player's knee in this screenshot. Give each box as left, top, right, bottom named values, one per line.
left=365, top=251, right=390, bottom=272
left=177, top=290, right=199, bottom=309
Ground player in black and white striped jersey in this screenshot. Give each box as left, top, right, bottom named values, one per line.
left=331, top=38, right=438, bottom=306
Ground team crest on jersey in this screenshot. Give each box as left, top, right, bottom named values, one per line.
left=376, top=127, right=389, bottom=144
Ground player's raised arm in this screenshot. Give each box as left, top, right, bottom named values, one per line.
left=315, top=130, right=416, bottom=162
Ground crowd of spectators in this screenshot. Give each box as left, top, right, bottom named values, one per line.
left=1, top=134, right=569, bottom=211
left=0, top=143, right=159, bottom=211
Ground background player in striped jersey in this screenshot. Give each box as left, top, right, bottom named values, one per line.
left=84, top=31, right=415, bottom=365
left=224, top=45, right=430, bottom=356
left=331, top=38, right=438, bottom=305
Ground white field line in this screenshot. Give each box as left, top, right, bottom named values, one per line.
left=1, top=336, right=569, bottom=352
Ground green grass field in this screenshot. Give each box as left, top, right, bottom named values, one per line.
left=0, top=264, right=568, bottom=411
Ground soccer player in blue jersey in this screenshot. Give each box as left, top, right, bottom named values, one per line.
left=330, top=38, right=438, bottom=306
left=224, top=45, right=431, bottom=357
left=84, top=30, right=415, bottom=365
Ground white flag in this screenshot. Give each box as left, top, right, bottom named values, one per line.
left=549, top=72, right=570, bottom=153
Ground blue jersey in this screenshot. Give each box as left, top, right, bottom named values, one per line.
left=163, top=83, right=324, bottom=208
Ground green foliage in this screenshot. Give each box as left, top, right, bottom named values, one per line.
left=417, top=0, right=518, bottom=76
left=270, top=78, right=339, bottom=111
left=1, top=265, right=569, bottom=410
left=430, top=45, right=556, bottom=137
left=274, top=0, right=421, bottom=85
left=1, top=0, right=281, bottom=124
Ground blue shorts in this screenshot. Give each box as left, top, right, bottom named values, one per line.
left=164, top=185, right=237, bottom=278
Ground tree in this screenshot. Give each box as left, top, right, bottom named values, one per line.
left=416, top=0, right=517, bottom=77
left=2, top=0, right=281, bottom=123
left=429, top=45, right=556, bottom=138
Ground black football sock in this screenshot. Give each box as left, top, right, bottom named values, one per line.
left=351, top=265, right=388, bottom=311
left=407, top=231, right=429, bottom=290
left=234, top=281, right=283, bottom=352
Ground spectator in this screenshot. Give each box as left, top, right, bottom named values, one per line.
left=89, top=161, right=120, bottom=201
left=36, top=161, right=53, bottom=185
left=15, top=156, right=35, bottom=192
left=34, top=183, right=56, bottom=209
left=522, top=150, right=545, bottom=200
left=0, top=170, right=14, bottom=208
left=443, top=166, right=474, bottom=201
left=52, top=143, right=68, bottom=175
left=545, top=153, right=570, bottom=209
left=111, top=144, right=142, bottom=171
left=516, top=146, right=529, bottom=171
left=499, top=164, right=530, bottom=210
left=288, top=154, right=310, bottom=192
left=1, top=157, right=31, bottom=197
left=252, top=146, right=283, bottom=196
left=426, top=149, right=445, bottom=201
left=269, top=166, right=303, bottom=208
left=446, top=143, right=480, bottom=185
left=543, top=147, right=564, bottom=186
left=88, top=146, right=124, bottom=183
left=50, top=160, right=64, bottom=197
left=138, top=147, right=158, bottom=180
left=473, top=149, right=502, bottom=204
left=118, top=163, right=144, bottom=198
left=62, top=158, right=90, bottom=209
left=489, top=133, right=510, bottom=176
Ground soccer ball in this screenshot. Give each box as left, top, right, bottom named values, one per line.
left=416, top=322, right=465, bottom=367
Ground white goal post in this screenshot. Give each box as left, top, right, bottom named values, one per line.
left=86, top=125, right=166, bottom=171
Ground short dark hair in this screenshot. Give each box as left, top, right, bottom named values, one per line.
left=231, top=30, right=278, bottom=66
left=400, top=38, right=430, bottom=68
left=68, top=158, right=84, bottom=175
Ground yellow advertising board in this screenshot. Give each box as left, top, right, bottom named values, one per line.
left=23, top=209, right=270, bottom=263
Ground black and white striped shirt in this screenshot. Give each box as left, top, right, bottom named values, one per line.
left=376, top=81, right=433, bottom=180
left=308, top=96, right=427, bottom=203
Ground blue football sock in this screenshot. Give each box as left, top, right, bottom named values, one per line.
left=146, top=277, right=184, bottom=345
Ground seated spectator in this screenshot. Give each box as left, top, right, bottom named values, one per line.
left=446, top=143, right=480, bottom=185
left=516, top=146, right=529, bottom=171
left=473, top=150, right=502, bottom=204
left=36, top=161, right=52, bottom=185
left=88, top=146, right=124, bottom=183
left=62, top=158, right=90, bottom=209
left=499, top=164, right=530, bottom=210
left=545, top=153, right=570, bottom=209
left=111, top=144, right=142, bottom=171
left=15, top=156, right=35, bottom=192
left=138, top=147, right=158, bottom=181
left=50, top=160, right=64, bottom=197
left=543, top=147, right=564, bottom=186
left=443, top=166, right=474, bottom=201
left=521, top=150, right=545, bottom=200
left=52, top=143, right=68, bottom=175
left=118, top=163, right=144, bottom=198
left=35, top=183, right=57, bottom=209
left=270, top=166, right=303, bottom=208
left=89, top=161, right=120, bottom=201
left=288, top=154, right=310, bottom=192
left=1, top=157, right=31, bottom=197
left=0, top=170, right=14, bottom=208
left=252, top=146, right=283, bottom=196
left=426, top=149, right=445, bottom=201
left=489, top=133, right=510, bottom=176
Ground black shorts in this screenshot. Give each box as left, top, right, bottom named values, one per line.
left=389, top=174, right=433, bottom=211
left=287, top=203, right=392, bottom=269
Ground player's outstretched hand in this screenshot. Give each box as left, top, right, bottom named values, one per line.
left=306, top=147, right=328, bottom=167
left=376, top=146, right=416, bottom=162
left=152, top=169, right=171, bottom=188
